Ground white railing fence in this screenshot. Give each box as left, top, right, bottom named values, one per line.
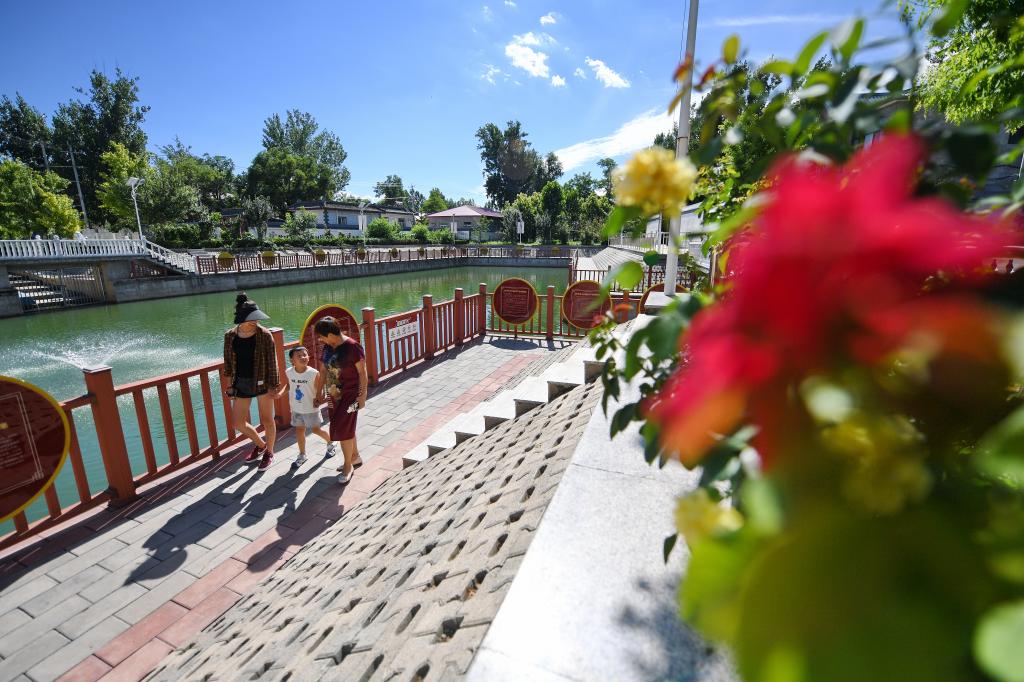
left=615, top=232, right=670, bottom=254
left=0, top=238, right=148, bottom=260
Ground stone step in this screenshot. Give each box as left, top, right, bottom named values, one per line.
left=511, top=376, right=549, bottom=417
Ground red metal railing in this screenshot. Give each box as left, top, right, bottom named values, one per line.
left=569, top=266, right=665, bottom=292
left=0, top=278, right=632, bottom=551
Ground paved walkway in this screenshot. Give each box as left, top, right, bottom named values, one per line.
left=0, top=336, right=574, bottom=682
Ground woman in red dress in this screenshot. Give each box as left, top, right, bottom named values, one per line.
left=314, top=317, right=368, bottom=483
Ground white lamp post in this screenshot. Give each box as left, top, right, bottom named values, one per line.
left=127, top=176, right=145, bottom=241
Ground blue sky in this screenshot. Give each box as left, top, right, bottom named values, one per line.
left=0, top=1, right=904, bottom=204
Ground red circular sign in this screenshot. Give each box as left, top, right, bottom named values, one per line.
left=492, top=278, right=539, bottom=326
left=0, top=376, right=70, bottom=524
left=639, top=282, right=688, bottom=313
left=561, top=280, right=611, bottom=330
left=300, top=304, right=361, bottom=371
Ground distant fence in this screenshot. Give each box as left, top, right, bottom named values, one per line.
left=0, top=281, right=637, bottom=553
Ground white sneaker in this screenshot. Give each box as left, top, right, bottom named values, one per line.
left=338, top=468, right=353, bottom=484
left=291, top=453, right=307, bottom=470
left=324, top=443, right=337, bottom=458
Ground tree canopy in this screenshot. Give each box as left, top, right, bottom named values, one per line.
left=0, top=159, right=80, bottom=238
left=475, top=120, right=563, bottom=208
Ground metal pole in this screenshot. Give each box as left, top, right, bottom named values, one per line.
left=67, top=146, right=90, bottom=229
left=664, top=0, right=699, bottom=295
left=131, top=186, right=144, bottom=240
left=39, top=141, right=50, bottom=173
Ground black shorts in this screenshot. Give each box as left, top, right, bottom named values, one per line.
left=231, top=377, right=267, bottom=399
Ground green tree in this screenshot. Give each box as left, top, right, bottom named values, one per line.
left=96, top=141, right=150, bottom=224
left=910, top=0, right=1024, bottom=131
left=374, top=174, right=406, bottom=206
left=564, top=172, right=596, bottom=198
left=243, top=148, right=334, bottom=215
left=597, top=157, right=617, bottom=197
left=536, top=151, right=564, bottom=187
left=510, top=192, right=542, bottom=242
left=653, top=123, right=678, bottom=151
left=0, top=159, right=80, bottom=238
left=50, top=69, right=150, bottom=224
left=0, top=94, right=51, bottom=172
left=563, top=187, right=582, bottom=238
left=539, top=180, right=563, bottom=242
left=410, top=223, right=430, bottom=243
left=160, top=138, right=235, bottom=211
left=476, top=120, right=543, bottom=207
left=241, top=195, right=274, bottom=241
left=283, top=208, right=318, bottom=240
left=365, top=216, right=397, bottom=240
left=260, top=109, right=350, bottom=189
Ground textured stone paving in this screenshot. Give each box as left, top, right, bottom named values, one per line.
left=148, top=381, right=601, bottom=681
left=0, top=336, right=570, bottom=682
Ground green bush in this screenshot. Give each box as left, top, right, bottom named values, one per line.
left=366, top=217, right=397, bottom=240
left=428, top=229, right=455, bottom=245
left=410, top=223, right=430, bottom=243
left=146, top=223, right=202, bottom=249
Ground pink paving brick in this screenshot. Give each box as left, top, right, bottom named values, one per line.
left=95, top=602, right=188, bottom=667
left=232, top=526, right=297, bottom=565
left=159, top=588, right=241, bottom=648
left=172, top=558, right=247, bottom=609
left=225, top=556, right=288, bottom=594
left=99, top=639, right=174, bottom=682
left=56, top=655, right=112, bottom=682
left=350, top=468, right=392, bottom=494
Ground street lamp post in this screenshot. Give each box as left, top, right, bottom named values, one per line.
left=127, top=177, right=145, bottom=241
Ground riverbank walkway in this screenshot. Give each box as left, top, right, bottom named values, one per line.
left=0, top=336, right=574, bottom=682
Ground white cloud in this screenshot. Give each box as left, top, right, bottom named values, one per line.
left=480, top=64, right=503, bottom=85
left=573, top=67, right=586, bottom=79
left=585, top=57, right=630, bottom=88
left=512, top=31, right=556, bottom=47
left=505, top=43, right=550, bottom=78
left=709, top=13, right=845, bottom=27
left=540, top=12, right=557, bottom=25
left=504, top=0, right=516, bottom=6
left=482, top=5, right=494, bottom=21
left=554, top=108, right=674, bottom=172
left=551, top=75, right=566, bottom=87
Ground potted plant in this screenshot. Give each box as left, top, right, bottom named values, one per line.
left=389, top=247, right=399, bottom=260
left=417, top=246, right=426, bottom=257
left=480, top=246, right=489, bottom=256
left=217, top=251, right=235, bottom=268
left=356, top=247, right=367, bottom=261
left=551, top=246, right=561, bottom=256
left=261, top=250, right=277, bottom=266
left=514, top=246, right=524, bottom=257
left=314, top=248, right=327, bottom=264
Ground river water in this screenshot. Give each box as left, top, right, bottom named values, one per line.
left=0, top=266, right=567, bottom=532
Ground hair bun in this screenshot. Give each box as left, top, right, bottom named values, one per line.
left=235, top=292, right=248, bottom=306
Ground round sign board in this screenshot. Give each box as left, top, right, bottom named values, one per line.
left=639, top=282, right=688, bottom=314
left=0, top=376, right=70, bottom=524
left=560, top=280, right=611, bottom=330
left=492, top=278, right=539, bottom=326
left=299, top=304, right=361, bottom=371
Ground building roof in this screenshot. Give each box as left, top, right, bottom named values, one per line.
left=289, top=200, right=416, bottom=216
left=426, top=205, right=502, bottom=219
left=149, top=381, right=601, bottom=680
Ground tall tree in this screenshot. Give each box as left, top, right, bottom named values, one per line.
left=50, top=69, right=150, bottom=224
left=597, top=157, right=618, bottom=197
left=160, top=138, right=235, bottom=211
left=260, top=110, right=350, bottom=191
left=243, top=147, right=335, bottom=215
left=0, top=94, right=51, bottom=171
left=539, top=180, right=563, bottom=243
left=0, top=159, right=80, bottom=238
left=536, top=151, right=564, bottom=188
left=475, top=120, right=541, bottom=208
left=564, top=172, right=596, bottom=198
left=374, top=174, right=406, bottom=206
left=241, top=195, right=274, bottom=240
left=421, top=187, right=450, bottom=214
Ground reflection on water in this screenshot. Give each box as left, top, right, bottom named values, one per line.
left=0, top=266, right=566, bottom=532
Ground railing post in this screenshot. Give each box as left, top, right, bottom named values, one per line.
left=454, top=288, right=465, bottom=345
left=546, top=285, right=556, bottom=340
left=82, top=366, right=136, bottom=505
left=478, top=283, right=487, bottom=338
left=270, top=327, right=290, bottom=428
left=362, top=307, right=380, bottom=386
left=619, top=290, right=632, bottom=323
left=422, top=295, right=435, bottom=359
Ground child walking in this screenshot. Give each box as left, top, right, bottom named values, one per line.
left=277, top=346, right=336, bottom=469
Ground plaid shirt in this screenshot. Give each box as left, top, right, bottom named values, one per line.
left=223, top=325, right=280, bottom=389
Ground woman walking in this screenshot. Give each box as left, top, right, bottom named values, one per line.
left=314, top=316, right=368, bottom=483
left=223, top=292, right=280, bottom=471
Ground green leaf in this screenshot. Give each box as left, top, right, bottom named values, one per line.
left=931, top=0, right=967, bottom=38
left=610, top=403, right=637, bottom=437
left=975, top=601, right=1024, bottom=681
left=643, top=250, right=661, bottom=267
left=723, top=34, right=740, bottom=65
left=831, top=17, right=864, bottom=63
left=761, top=60, right=793, bottom=77
left=601, top=205, right=641, bottom=238
left=794, top=31, right=828, bottom=76
left=663, top=534, right=678, bottom=563
left=884, top=108, right=912, bottom=133
left=977, top=405, right=1024, bottom=487
left=604, top=261, right=644, bottom=290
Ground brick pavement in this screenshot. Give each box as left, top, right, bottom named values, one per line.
left=0, top=336, right=572, bottom=682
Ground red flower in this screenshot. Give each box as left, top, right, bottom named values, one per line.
left=653, top=134, right=1011, bottom=467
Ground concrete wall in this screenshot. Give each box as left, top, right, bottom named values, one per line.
left=0, top=266, right=20, bottom=318
left=110, top=257, right=570, bottom=304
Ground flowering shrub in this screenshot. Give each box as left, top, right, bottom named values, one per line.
left=592, top=6, right=1024, bottom=681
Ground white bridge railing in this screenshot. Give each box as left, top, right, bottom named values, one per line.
left=615, top=232, right=670, bottom=254
left=0, top=238, right=197, bottom=273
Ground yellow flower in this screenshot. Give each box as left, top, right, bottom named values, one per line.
left=614, top=147, right=698, bottom=216
left=675, top=489, right=744, bottom=545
